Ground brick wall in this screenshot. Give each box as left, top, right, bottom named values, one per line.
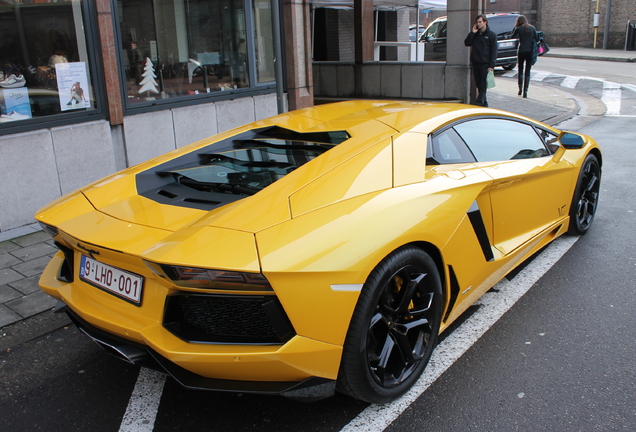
left=338, top=11, right=355, bottom=62
left=538, top=0, right=633, bottom=48
left=487, top=0, right=632, bottom=48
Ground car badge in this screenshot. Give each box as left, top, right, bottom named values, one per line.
left=77, top=243, right=100, bottom=259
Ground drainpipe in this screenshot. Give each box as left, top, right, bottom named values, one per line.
left=602, top=0, right=612, bottom=50
left=271, top=0, right=286, bottom=113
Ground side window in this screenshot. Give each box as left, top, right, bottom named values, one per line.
left=439, top=22, right=447, bottom=38
left=424, top=22, right=439, bottom=39
left=430, top=128, right=476, bottom=164
left=453, top=118, right=550, bottom=162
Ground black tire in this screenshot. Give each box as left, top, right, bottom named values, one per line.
left=568, top=153, right=601, bottom=235
left=503, top=63, right=516, bottom=70
left=337, top=246, right=443, bottom=403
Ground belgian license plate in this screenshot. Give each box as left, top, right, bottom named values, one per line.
left=79, top=255, right=144, bottom=305
left=499, top=41, right=515, bottom=49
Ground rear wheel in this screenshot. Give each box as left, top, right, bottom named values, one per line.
left=568, top=153, right=601, bottom=235
left=337, top=247, right=443, bottom=403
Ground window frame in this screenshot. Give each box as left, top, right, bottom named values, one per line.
left=113, top=0, right=279, bottom=115
left=429, top=115, right=558, bottom=165
left=0, top=0, right=107, bottom=135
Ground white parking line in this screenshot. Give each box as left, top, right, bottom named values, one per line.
left=602, top=81, right=622, bottom=116
left=119, top=368, right=166, bottom=432
left=339, top=235, right=579, bottom=432
left=560, top=75, right=581, bottom=89
left=530, top=70, right=551, bottom=81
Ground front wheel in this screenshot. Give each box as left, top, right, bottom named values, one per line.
left=503, top=63, right=516, bottom=70
left=337, top=247, right=443, bottom=403
left=568, top=153, right=601, bottom=235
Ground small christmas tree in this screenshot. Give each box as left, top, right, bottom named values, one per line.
left=138, top=58, right=159, bottom=95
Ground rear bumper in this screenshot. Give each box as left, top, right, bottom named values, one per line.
left=496, top=53, right=517, bottom=66
left=60, top=301, right=336, bottom=401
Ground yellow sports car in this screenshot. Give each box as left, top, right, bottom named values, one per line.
left=36, top=101, right=601, bottom=403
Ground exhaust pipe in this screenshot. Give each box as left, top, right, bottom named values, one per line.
left=57, top=301, right=151, bottom=365
left=79, top=327, right=150, bottom=364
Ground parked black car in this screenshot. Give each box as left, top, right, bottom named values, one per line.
left=419, top=13, right=521, bottom=70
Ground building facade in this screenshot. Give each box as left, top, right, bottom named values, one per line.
left=1, top=0, right=475, bottom=232
left=0, top=0, right=317, bottom=232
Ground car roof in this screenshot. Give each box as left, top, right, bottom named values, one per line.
left=428, top=13, right=519, bottom=36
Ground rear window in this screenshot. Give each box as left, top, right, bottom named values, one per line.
left=488, top=16, right=517, bottom=38
left=136, top=127, right=349, bottom=210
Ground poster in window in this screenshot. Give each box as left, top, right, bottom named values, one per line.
left=1, top=87, right=32, bottom=120
left=55, top=62, right=91, bottom=111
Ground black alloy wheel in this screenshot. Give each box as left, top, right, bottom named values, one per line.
left=568, top=153, right=601, bottom=235
left=338, top=247, right=443, bottom=403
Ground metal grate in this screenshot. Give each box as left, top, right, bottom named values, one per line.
left=164, top=293, right=295, bottom=344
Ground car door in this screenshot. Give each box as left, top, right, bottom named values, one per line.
left=453, top=118, right=573, bottom=255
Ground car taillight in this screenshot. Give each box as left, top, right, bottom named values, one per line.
left=144, top=260, right=273, bottom=292
left=38, top=221, right=59, bottom=238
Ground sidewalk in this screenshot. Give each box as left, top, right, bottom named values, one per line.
left=0, top=225, right=58, bottom=327
left=0, top=47, right=628, bottom=330
left=545, top=46, right=636, bottom=62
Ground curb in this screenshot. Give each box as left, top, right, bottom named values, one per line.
left=544, top=52, right=636, bottom=63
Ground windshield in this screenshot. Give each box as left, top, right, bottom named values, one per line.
left=136, top=126, right=350, bottom=210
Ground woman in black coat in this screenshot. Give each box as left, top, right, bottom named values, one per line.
left=511, top=15, right=539, bottom=98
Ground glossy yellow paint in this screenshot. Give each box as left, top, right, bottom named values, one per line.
left=35, top=100, right=602, bottom=389
left=393, top=132, right=428, bottom=186
left=290, top=139, right=393, bottom=217
left=141, top=329, right=343, bottom=381
left=142, top=225, right=260, bottom=271
left=40, top=254, right=343, bottom=382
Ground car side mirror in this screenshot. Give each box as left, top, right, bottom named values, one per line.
left=560, top=132, right=585, bottom=149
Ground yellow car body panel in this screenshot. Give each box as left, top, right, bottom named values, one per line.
left=34, top=101, right=602, bottom=399
left=393, top=132, right=428, bottom=186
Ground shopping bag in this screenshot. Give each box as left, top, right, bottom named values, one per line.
left=538, top=38, right=550, bottom=56
left=486, top=70, right=496, bottom=89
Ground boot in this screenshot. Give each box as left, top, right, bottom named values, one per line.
left=523, top=75, right=530, bottom=98
left=518, top=76, right=523, bottom=96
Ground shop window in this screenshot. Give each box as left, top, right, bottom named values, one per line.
left=253, top=0, right=275, bottom=83
left=0, top=0, right=100, bottom=127
left=118, top=0, right=276, bottom=106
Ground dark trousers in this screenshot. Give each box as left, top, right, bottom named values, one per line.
left=472, top=64, right=489, bottom=107
left=517, top=51, right=533, bottom=93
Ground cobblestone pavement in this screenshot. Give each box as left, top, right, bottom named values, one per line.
left=0, top=227, right=57, bottom=327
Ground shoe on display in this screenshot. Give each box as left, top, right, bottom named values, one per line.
left=0, top=111, right=31, bottom=122
left=0, top=73, right=26, bottom=88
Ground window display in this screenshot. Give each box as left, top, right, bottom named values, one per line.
left=118, top=0, right=276, bottom=106
left=0, top=0, right=98, bottom=125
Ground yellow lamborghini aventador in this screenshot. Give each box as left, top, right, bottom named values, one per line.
left=36, top=101, right=602, bottom=403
